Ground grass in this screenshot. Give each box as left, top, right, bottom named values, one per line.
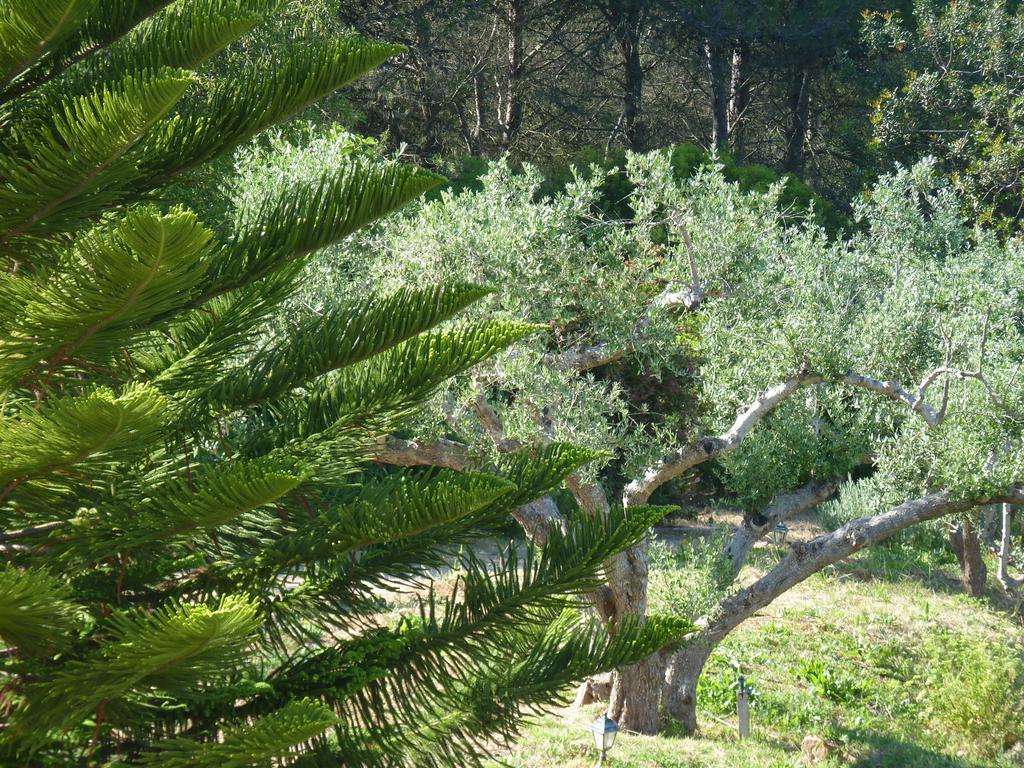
left=489, top=535, right=1024, bottom=768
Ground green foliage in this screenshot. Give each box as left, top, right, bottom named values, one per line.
left=136, top=699, right=338, bottom=768
left=0, top=566, right=79, bottom=656
left=648, top=532, right=735, bottom=621
left=266, top=139, right=1024, bottom=518
left=0, top=4, right=686, bottom=765
left=665, top=144, right=844, bottom=232
left=916, top=631, right=1024, bottom=757
left=867, top=0, right=1024, bottom=233
left=797, top=657, right=866, bottom=704
left=440, top=143, right=842, bottom=229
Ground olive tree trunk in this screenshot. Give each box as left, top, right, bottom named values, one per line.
left=662, top=639, right=713, bottom=733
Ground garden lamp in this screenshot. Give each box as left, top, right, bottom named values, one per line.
left=589, top=714, right=619, bottom=764
left=770, top=522, right=789, bottom=545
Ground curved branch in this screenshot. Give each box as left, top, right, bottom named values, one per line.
left=541, top=284, right=699, bottom=373
left=699, top=487, right=1024, bottom=646
left=626, top=367, right=952, bottom=507
left=544, top=342, right=629, bottom=372
left=470, top=393, right=525, bottom=452
left=512, top=494, right=566, bottom=547
left=624, top=373, right=821, bottom=506
left=724, top=474, right=846, bottom=576
left=841, top=372, right=941, bottom=427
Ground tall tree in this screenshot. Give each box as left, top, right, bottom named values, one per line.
left=0, top=2, right=687, bottom=763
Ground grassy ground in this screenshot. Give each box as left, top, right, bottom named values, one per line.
left=491, top=535, right=1024, bottom=768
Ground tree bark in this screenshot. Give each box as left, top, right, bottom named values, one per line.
left=497, top=0, right=526, bottom=152
left=662, top=639, right=713, bottom=734
left=949, top=517, right=987, bottom=597
left=704, top=40, right=730, bottom=152
left=783, top=68, right=811, bottom=173
left=605, top=540, right=662, bottom=733
left=728, top=42, right=750, bottom=157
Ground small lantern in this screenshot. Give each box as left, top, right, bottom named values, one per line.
left=770, top=522, right=789, bottom=545
left=589, top=714, right=619, bottom=763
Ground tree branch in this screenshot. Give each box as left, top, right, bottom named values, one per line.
left=372, top=436, right=473, bottom=471
left=470, top=392, right=524, bottom=452
left=624, top=373, right=822, bottom=506
left=0, top=519, right=64, bottom=543
left=543, top=342, right=630, bottom=372
left=841, top=372, right=941, bottom=427
left=699, top=487, right=1024, bottom=645
left=542, top=275, right=701, bottom=374
left=724, top=474, right=846, bottom=576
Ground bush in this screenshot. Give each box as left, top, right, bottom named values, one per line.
left=648, top=530, right=735, bottom=620
left=439, top=143, right=844, bottom=229
left=916, top=631, right=1024, bottom=757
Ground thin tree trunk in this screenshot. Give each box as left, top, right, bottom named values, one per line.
left=728, top=42, right=750, bottom=157
left=662, top=640, right=713, bottom=734
left=949, top=517, right=987, bottom=597
left=997, top=503, right=1022, bottom=591
left=783, top=68, right=811, bottom=172
left=498, top=0, right=525, bottom=152
left=705, top=40, right=730, bottom=152
left=982, top=504, right=999, bottom=548
left=619, top=13, right=646, bottom=152
left=413, top=13, right=443, bottom=161
left=602, top=1, right=645, bottom=152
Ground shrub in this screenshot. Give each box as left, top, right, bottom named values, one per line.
left=649, top=530, right=735, bottom=620
left=916, top=631, right=1024, bottom=757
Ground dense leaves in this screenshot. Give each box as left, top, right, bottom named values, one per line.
left=0, top=2, right=687, bottom=765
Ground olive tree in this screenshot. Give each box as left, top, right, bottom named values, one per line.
left=229, top=137, right=1024, bottom=733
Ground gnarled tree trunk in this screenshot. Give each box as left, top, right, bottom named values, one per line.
left=604, top=538, right=663, bottom=733
left=662, top=639, right=713, bottom=734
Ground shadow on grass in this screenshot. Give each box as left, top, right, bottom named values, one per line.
left=824, top=545, right=1024, bottom=617
left=845, top=730, right=992, bottom=768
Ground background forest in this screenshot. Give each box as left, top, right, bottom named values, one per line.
left=2, top=1, right=1023, bottom=767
